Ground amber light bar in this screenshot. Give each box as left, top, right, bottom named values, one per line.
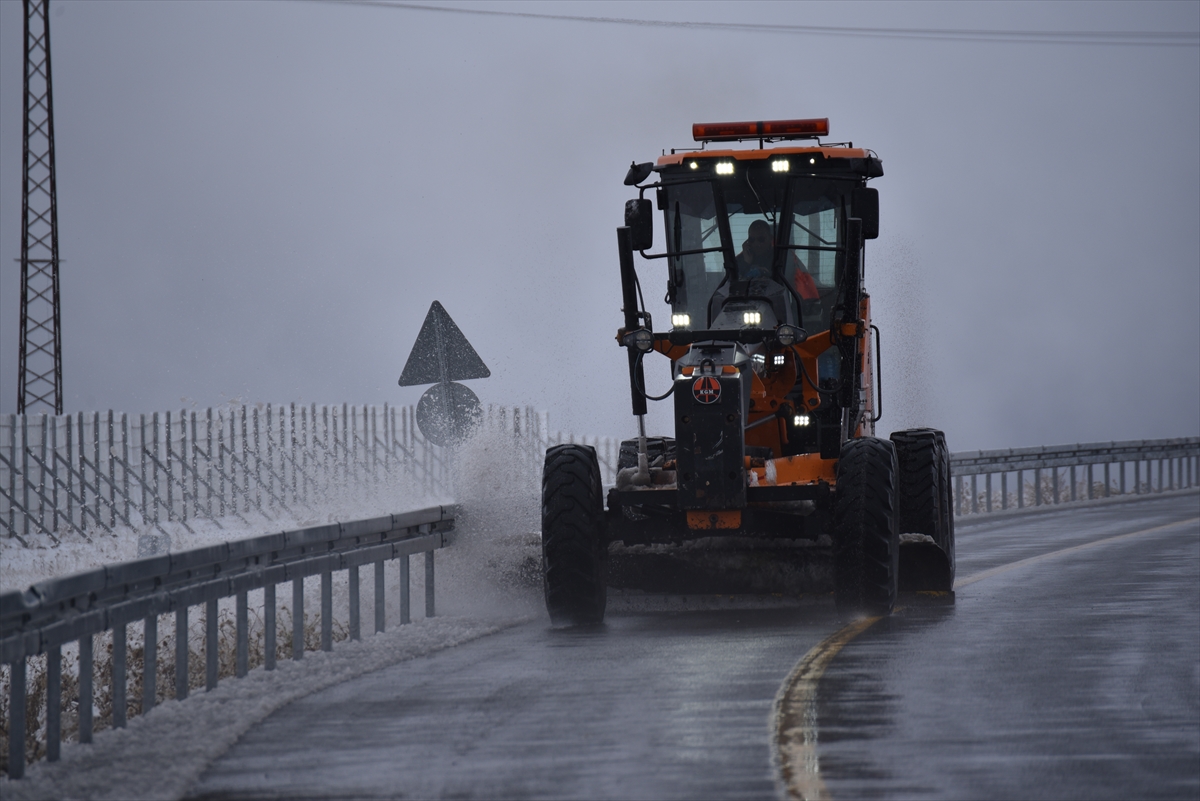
left=692, top=118, right=829, bottom=142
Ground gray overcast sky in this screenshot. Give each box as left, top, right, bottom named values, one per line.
left=1, top=0, right=1197, bottom=451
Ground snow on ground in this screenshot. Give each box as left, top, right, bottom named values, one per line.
left=2, top=512, right=297, bottom=594
left=1, top=423, right=551, bottom=797
left=0, top=493, right=460, bottom=595
left=0, top=615, right=526, bottom=801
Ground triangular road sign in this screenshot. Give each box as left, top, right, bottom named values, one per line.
left=398, top=301, right=491, bottom=387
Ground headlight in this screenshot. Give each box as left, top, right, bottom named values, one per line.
left=671, top=313, right=691, bottom=328
left=775, top=324, right=807, bottom=346
left=633, top=328, right=654, bottom=352
left=742, top=310, right=762, bottom=326
left=793, top=414, right=811, bottom=427
left=771, top=159, right=790, bottom=172
left=715, top=162, right=735, bottom=175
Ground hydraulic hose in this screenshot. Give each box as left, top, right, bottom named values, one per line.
left=634, top=350, right=676, bottom=401
left=795, top=350, right=841, bottom=397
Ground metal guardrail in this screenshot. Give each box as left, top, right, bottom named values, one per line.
left=1, top=504, right=456, bottom=779
left=950, top=437, right=1199, bottom=516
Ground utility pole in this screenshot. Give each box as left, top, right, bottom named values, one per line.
left=17, top=0, right=63, bottom=414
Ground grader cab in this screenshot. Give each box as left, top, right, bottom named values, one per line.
left=541, top=119, right=954, bottom=625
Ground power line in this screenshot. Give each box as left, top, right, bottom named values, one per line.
left=320, top=1, right=1200, bottom=47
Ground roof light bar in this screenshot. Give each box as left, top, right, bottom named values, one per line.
left=692, top=118, right=830, bottom=143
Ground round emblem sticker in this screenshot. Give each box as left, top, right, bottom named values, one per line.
left=692, top=376, right=721, bottom=404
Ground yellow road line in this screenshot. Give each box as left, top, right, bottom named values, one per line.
left=771, top=615, right=882, bottom=801
left=772, top=515, right=1200, bottom=800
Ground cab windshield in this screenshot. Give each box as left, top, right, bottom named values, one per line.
left=663, top=168, right=848, bottom=333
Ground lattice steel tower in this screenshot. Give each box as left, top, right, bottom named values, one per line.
left=17, top=0, right=63, bottom=414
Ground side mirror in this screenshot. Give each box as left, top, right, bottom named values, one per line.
left=624, top=161, right=655, bottom=186
left=625, top=198, right=654, bottom=251
left=852, top=187, right=879, bottom=240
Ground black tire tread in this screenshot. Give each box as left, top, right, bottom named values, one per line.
left=938, top=432, right=956, bottom=579
left=891, top=428, right=956, bottom=590
left=833, top=436, right=899, bottom=613
left=891, top=428, right=940, bottom=539
left=542, top=444, right=607, bottom=625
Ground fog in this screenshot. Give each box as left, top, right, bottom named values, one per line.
left=1, top=0, right=1197, bottom=452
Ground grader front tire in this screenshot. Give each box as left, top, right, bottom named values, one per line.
left=541, top=444, right=608, bottom=625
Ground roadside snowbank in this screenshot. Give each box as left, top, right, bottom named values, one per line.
left=0, top=498, right=456, bottom=594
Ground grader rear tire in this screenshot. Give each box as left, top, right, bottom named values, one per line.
left=833, top=437, right=899, bottom=614
left=891, top=428, right=955, bottom=591
left=541, top=444, right=608, bottom=625
left=937, top=435, right=955, bottom=579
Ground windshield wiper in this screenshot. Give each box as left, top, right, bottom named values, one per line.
left=744, top=173, right=777, bottom=225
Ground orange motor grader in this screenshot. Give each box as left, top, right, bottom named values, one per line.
left=541, top=119, right=954, bottom=625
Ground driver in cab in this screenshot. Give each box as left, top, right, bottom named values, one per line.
left=738, top=219, right=819, bottom=300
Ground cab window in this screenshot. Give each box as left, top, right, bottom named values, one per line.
left=663, top=181, right=724, bottom=328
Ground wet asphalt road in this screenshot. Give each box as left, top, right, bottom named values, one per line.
left=818, top=494, right=1200, bottom=801
left=186, top=601, right=840, bottom=800
left=188, top=492, right=1199, bottom=800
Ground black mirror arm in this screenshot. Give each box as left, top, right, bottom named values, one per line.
left=624, top=161, right=656, bottom=186
left=618, top=227, right=649, bottom=417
